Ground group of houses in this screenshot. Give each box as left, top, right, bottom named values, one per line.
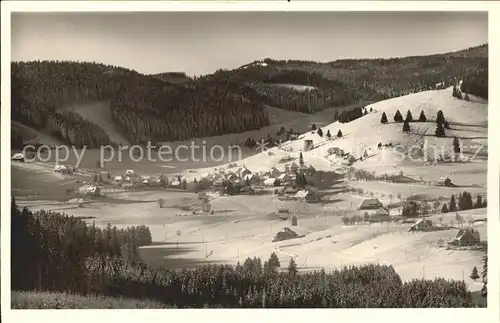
left=112, top=169, right=170, bottom=188
left=193, top=161, right=319, bottom=198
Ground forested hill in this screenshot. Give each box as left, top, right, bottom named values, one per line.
left=11, top=61, right=270, bottom=148
left=11, top=44, right=487, bottom=148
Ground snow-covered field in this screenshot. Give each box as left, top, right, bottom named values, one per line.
left=12, top=87, right=488, bottom=291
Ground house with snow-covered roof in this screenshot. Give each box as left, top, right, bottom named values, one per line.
left=358, top=198, right=383, bottom=210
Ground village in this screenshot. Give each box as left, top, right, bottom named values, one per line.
left=12, top=135, right=487, bottom=254
left=10, top=84, right=488, bottom=294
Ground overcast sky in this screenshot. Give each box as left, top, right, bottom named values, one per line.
left=11, top=11, right=488, bottom=76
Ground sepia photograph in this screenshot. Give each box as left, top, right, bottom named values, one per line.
left=2, top=1, right=498, bottom=318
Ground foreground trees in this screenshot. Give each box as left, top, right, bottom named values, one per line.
left=11, top=200, right=476, bottom=308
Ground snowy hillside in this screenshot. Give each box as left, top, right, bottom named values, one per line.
left=186, top=87, right=487, bottom=179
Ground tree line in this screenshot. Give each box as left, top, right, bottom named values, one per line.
left=440, top=192, right=487, bottom=214
left=11, top=197, right=152, bottom=292
left=279, top=44, right=487, bottom=101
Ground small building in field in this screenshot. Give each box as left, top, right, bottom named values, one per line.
left=272, top=226, right=308, bottom=242
left=170, top=180, right=181, bottom=188
left=449, top=228, right=480, bottom=246
left=125, top=169, right=136, bottom=176
left=437, top=176, right=453, bottom=187
left=409, top=218, right=434, bottom=232
left=358, top=198, right=383, bottom=210
left=54, top=164, right=72, bottom=174
left=114, top=175, right=123, bottom=183
left=370, top=207, right=391, bottom=222
left=11, top=153, right=25, bottom=162
left=294, top=189, right=319, bottom=203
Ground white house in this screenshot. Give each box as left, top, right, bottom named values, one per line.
left=11, top=153, right=25, bottom=162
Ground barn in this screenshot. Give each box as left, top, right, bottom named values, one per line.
left=409, top=218, right=434, bottom=232
left=370, top=207, right=391, bottom=222
left=449, top=228, right=480, bottom=246
left=272, top=226, right=308, bottom=242
left=358, top=198, right=383, bottom=210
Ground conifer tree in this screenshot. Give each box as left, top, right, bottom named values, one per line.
left=470, top=266, right=480, bottom=281
left=418, top=110, right=427, bottom=122
left=449, top=194, right=457, bottom=212
left=441, top=203, right=449, bottom=213
left=317, top=128, right=323, bottom=137
left=311, top=123, right=317, bottom=131
left=475, top=195, right=483, bottom=209
left=436, top=110, right=445, bottom=125
left=402, top=119, right=411, bottom=133
left=435, top=123, right=446, bottom=137
left=381, top=112, right=388, bottom=124
left=288, top=258, right=298, bottom=276
left=405, top=110, right=413, bottom=122
left=393, top=110, right=404, bottom=122
left=326, top=130, right=331, bottom=138
left=337, top=129, right=343, bottom=138
left=299, top=152, right=304, bottom=166
left=453, top=137, right=461, bottom=154
left=481, top=255, right=488, bottom=297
